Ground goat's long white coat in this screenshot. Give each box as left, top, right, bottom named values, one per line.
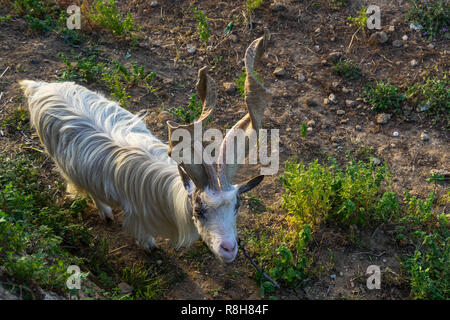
left=20, top=80, right=199, bottom=249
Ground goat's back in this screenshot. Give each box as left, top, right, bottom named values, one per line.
left=19, top=80, right=175, bottom=202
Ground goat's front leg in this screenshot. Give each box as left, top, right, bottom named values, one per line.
left=92, top=196, right=114, bottom=222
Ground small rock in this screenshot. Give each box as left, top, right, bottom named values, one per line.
left=376, top=113, right=391, bottom=124
left=298, top=73, right=306, bottom=82
left=336, top=109, right=345, bottom=115
left=345, top=99, right=356, bottom=107
left=410, top=59, right=418, bottom=67
left=420, top=132, right=429, bottom=141
left=187, top=44, right=197, bottom=54
left=306, top=120, right=316, bottom=127
left=118, top=282, right=133, bottom=294
left=273, top=67, right=286, bottom=77
left=402, top=35, right=408, bottom=41
left=355, top=125, right=362, bottom=131
left=342, top=87, right=352, bottom=94
left=150, top=1, right=159, bottom=7
left=372, top=157, right=381, bottom=165
left=392, top=40, right=402, bottom=47
left=223, top=82, right=237, bottom=94
left=328, top=93, right=337, bottom=104
left=369, top=31, right=388, bottom=44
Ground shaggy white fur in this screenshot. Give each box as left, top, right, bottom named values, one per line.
left=19, top=80, right=199, bottom=250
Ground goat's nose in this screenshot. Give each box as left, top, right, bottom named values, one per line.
left=220, top=240, right=237, bottom=253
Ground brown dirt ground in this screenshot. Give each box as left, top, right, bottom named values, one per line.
left=0, top=0, right=448, bottom=300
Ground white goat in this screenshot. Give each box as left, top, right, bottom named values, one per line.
left=19, top=32, right=271, bottom=263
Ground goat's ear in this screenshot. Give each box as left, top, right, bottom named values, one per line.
left=178, top=165, right=195, bottom=195
left=237, top=175, right=264, bottom=194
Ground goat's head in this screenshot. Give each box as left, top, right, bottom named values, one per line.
left=167, top=30, right=271, bottom=263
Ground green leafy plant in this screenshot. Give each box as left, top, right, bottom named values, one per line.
left=362, top=79, right=405, bottom=114
left=328, top=0, right=347, bottom=10
left=89, top=0, right=138, bottom=36
left=347, top=6, right=368, bottom=29
left=9, top=0, right=61, bottom=33
left=280, top=157, right=392, bottom=228
left=169, top=93, right=204, bottom=124
left=193, top=8, right=210, bottom=44
left=1, top=107, right=29, bottom=132
left=404, top=231, right=449, bottom=299
left=407, top=0, right=450, bottom=38
left=300, top=123, right=307, bottom=138
left=58, top=50, right=156, bottom=107
left=331, top=58, right=362, bottom=80
left=407, top=72, right=449, bottom=119
left=234, top=71, right=247, bottom=98
left=247, top=0, right=264, bottom=13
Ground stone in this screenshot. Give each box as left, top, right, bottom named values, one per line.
left=298, top=73, right=306, bottom=82
left=345, top=99, right=356, bottom=107
left=420, top=132, right=429, bottom=141
left=306, top=120, right=316, bottom=127
left=392, top=40, right=402, bottom=47
left=376, top=113, right=391, bottom=124
left=118, top=282, right=133, bottom=294
left=372, top=157, right=381, bottom=165
left=223, top=82, right=237, bottom=94
left=328, top=93, right=337, bottom=104
left=187, top=44, right=197, bottom=54
left=369, top=31, right=388, bottom=44
left=273, top=67, right=286, bottom=77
